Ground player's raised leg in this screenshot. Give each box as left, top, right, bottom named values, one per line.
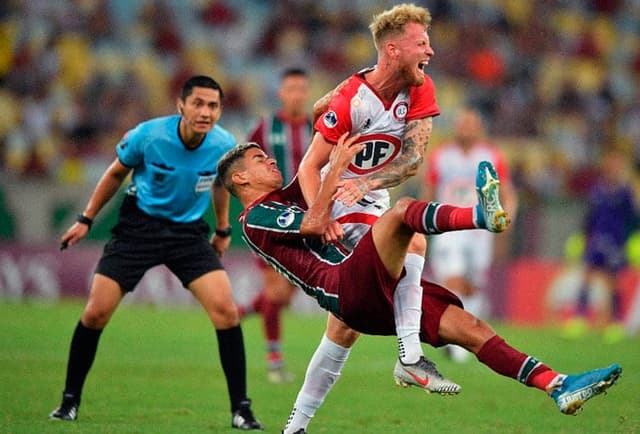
left=435, top=301, right=622, bottom=415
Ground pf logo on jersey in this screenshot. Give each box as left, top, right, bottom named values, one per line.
left=349, top=134, right=401, bottom=174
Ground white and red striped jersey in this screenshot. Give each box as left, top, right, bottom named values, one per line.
left=315, top=67, right=440, bottom=202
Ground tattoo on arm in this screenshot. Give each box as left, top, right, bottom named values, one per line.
left=364, top=117, right=433, bottom=191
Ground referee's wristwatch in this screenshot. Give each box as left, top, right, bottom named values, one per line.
left=215, top=226, right=232, bottom=237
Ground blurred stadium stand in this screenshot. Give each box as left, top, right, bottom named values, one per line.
left=1, top=1, right=639, bottom=317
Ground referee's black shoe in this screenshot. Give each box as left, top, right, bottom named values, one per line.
left=49, top=392, right=79, bottom=421
left=232, top=399, right=264, bottom=430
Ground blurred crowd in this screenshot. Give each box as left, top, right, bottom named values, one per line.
left=1, top=0, right=639, bottom=198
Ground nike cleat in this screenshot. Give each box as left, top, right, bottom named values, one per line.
left=475, top=161, right=509, bottom=233
left=393, top=356, right=461, bottom=395
left=549, top=363, right=622, bottom=415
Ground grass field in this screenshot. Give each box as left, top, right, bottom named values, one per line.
left=1, top=299, right=638, bottom=434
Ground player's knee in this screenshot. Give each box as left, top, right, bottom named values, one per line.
left=326, top=315, right=359, bottom=347
left=210, top=301, right=240, bottom=328
left=387, top=197, right=414, bottom=224
left=81, top=308, right=111, bottom=329
left=393, top=197, right=415, bottom=214
left=264, top=284, right=295, bottom=305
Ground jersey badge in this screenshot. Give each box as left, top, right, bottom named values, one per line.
left=277, top=210, right=296, bottom=228
left=393, top=102, right=408, bottom=121
left=195, top=174, right=215, bottom=193
left=323, top=110, right=338, bottom=128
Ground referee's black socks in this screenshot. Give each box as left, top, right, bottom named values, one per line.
left=64, top=321, right=103, bottom=402
left=216, top=325, right=248, bottom=412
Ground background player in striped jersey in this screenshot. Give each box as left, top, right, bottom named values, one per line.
left=241, top=67, right=313, bottom=383
left=422, top=107, right=518, bottom=362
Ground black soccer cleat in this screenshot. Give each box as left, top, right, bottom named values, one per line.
left=49, top=393, right=79, bottom=421
left=232, top=399, right=264, bottom=430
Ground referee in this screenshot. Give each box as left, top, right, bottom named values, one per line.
left=49, top=76, right=263, bottom=430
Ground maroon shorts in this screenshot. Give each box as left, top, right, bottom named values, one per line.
left=337, top=231, right=462, bottom=347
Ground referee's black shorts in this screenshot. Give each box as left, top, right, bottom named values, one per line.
left=95, top=195, right=224, bottom=292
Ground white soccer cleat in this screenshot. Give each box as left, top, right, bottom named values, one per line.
left=393, top=356, right=462, bottom=395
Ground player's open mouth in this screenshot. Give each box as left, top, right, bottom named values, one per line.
left=418, top=61, right=428, bottom=71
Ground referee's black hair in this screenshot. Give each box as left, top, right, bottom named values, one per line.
left=181, top=75, right=224, bottom=101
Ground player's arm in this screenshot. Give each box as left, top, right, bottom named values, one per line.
left=297, top=132, right=334, bottom=206
left=301, top=133, right=364, bottom=237
left=368, top=116, right=433, bottom=190
left=60, top=158, right=131, bottom=249
left=335, top=116, right=433, bottom=207
left=211, top=177, right=232, bottom=256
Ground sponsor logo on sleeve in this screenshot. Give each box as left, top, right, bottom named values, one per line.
left=323, top=110, right=338, bottom=128
left=277, top=210, right=296, bottom=228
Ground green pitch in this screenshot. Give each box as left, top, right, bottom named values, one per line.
left=1, top=300, right=638, bottom=434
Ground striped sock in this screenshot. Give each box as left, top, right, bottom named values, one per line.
left=405, top=201, right=476, bottom=235
left=475, top=335, right=557, bottom=391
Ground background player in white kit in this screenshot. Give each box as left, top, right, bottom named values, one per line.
left=422, top=107, right=518, bottom=362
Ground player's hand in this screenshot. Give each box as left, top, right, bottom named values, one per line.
left=59, top=223, right=90, bottom=250
left=321, top=220, right=344, bottom=245
left=333, top=177, right=369, bottom=207
left=211, top=233, right=231, bottom=257
left=328, top=132, right=363, bottom=174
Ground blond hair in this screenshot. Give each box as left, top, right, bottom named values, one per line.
left=369, top=3, right=432, bottom=50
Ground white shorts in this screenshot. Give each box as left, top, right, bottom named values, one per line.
left=428, top=229, right=494, bottom=289
left=331, top=194, right=390, bottom=250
